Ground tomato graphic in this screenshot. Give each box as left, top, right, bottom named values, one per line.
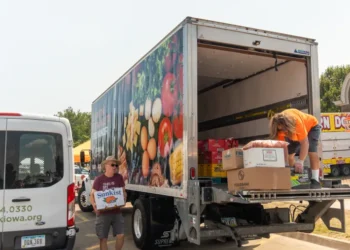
left=158, top=117, right=173, bottom=158
left=161, top=73, right=178, bottom=117
left=164, top=52, right=177, bottom=73
left=173, top=115, right=183, bottom=139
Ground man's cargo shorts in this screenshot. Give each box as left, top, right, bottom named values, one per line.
left=285, top=124, right=322, bottom=154
left=95, top=212, right=124, bottom=239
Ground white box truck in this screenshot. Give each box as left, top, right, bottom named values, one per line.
left=78, top=17, right=350, bottom=249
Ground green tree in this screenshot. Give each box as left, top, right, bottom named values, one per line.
left=320, top=65, right=350, bottom=112
left=55, top=107, right=91, bottom=147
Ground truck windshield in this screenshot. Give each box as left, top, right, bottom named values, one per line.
left=0, top=131, right=64, bottom=190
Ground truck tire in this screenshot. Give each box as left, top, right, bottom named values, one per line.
left=78, top=186, right=93, bottom=212
left=341, top=165, right=350, bottom=176
left=331, top=165, right=340, bottom=177
left=132, top=199, right=153, bottom=250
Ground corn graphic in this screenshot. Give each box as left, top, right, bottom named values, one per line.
left=169, top=142, right=183, bottom=185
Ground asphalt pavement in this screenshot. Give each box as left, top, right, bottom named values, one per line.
left=74, top=204, right=338, bottom=250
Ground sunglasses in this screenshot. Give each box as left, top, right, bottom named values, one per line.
left=110, top=164, right=119, bottom=167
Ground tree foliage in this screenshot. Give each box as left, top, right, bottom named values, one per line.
left=320, top=65, right=350, bottom=112
left=55, top=107, right=91, bottom=147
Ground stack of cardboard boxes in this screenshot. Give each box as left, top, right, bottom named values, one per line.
left=198, top=139, right=239, bottom=178
left=222, top=147, right=292, bottom=192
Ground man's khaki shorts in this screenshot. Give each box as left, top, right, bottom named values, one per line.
left=95, top=212, right=124, bottom=239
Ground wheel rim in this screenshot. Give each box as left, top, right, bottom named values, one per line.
left=343, top=166, right=350, bottom=175
left=134, top=209, right=143, bottom=239
left=332, top=167, right=340, bottom=176
left=79, top=190, right=88, bottom=208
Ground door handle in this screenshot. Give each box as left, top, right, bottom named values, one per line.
left=12, top=198, right=31, bottom=202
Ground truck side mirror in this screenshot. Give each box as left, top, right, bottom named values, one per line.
left=80, top=151, right=85, bottom=163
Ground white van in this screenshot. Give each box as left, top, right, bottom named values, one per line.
left=0, top=112, right=78, bottom=250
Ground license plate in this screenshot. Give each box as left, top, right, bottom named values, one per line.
left=21, top=235, right=45, bottom=248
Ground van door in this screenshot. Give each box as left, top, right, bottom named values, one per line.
left=2, top=118, right=69, bottom=250
left=0, top=118, right=7, bottom=249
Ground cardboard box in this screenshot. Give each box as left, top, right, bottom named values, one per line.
left=207, top=164, right=226, bottom=178
left=203, top=139, right=226, bottom=152
left=94, top=187, right=125, bottom=210
left=222, top=148, right=244, bottom=171
left=198, top=164, right=226, bottom=178
left=227, top=167, right=291, bottom=192
left=198, top=151, right=222, bottom=164
left=290, top=167, right=311, bottom=189
left=225, top=137, right=239, bottom=149
left=243, top=148, right=285, bottom=168
left=198, top=164, right=207, bottom=177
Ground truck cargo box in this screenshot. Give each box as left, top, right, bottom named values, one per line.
left=89, top=17, right=322, bottom=199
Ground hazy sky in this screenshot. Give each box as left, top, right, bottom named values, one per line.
left=1, top=0, right=349, bottom=115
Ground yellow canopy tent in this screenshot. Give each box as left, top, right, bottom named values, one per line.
left=73, top=140, right=91, bottom=163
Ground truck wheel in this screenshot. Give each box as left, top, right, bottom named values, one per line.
left=78, top=186, right=93, bottom=212
left=331, top=165, right=340, bottom=177
left=132, top=199, right=152, bottom=250
left=341, top=165, right=350, bottom=176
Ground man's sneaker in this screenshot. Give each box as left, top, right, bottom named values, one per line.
left=310, top=179, right=321, bottom=189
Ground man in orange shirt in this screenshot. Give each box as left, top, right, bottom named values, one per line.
left=269, top=108, right=322, bottom=189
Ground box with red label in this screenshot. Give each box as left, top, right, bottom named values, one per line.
left=203, top=139, right=226, bottom=152
left=243, top=148, right=285, bottom=168
left=199, top=151, right=222, bottom=164
left=225, top=137, right=239, bottom=149
left=198, top=140, right=205, bottom=153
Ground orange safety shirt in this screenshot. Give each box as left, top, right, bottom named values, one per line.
left=277, top=109, right=318, bottom=142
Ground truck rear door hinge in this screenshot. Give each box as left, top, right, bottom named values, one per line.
left=68, top=140, right=73, bottom=147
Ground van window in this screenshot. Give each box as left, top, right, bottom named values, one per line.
left=4, top=132, right=64, bottom=189
left=0, top=131, right=5, bottom=190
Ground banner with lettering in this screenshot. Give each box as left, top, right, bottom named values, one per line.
left=320, top=113, right=350, bottom=132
